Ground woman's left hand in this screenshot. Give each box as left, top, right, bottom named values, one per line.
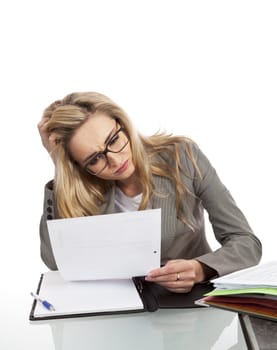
left=145, top=259, right=205, bottom=293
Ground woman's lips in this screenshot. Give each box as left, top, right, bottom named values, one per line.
left=115, top=160, right=129, bottom=174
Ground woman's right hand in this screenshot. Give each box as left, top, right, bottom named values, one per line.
left=37, top=116, right=58, bottom=161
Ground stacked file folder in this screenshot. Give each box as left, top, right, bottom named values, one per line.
left=202, top=261, right=277, bottom=321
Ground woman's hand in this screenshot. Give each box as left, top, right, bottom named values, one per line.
left=145, top=259, right=206, bottom=293
left=37, top=116, right=58, bottom=161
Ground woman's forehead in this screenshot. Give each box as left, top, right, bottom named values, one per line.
left=68, top=113, right=116, bottom=161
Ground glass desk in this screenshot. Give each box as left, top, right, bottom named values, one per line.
left=3, top=291, right=277, bottom=350
left=28, top=308, right=248, bottom=350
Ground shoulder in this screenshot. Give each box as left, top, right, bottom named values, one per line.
left=154, top=137, right=199, bottom=157
left=146, top=133, right=213, bottom=176
left=157, top=138, right=200, bottom=167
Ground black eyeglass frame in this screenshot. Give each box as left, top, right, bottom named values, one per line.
left=83, top=126, right=129, bottom=176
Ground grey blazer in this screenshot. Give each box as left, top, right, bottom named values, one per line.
left=40, top=143, right=262, bottom=276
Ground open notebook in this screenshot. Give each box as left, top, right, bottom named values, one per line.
left=30, top=271, right=145, bottom=319
left=30, top=270, right=213, bottom=320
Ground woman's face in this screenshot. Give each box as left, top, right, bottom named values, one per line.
left=69, top=113, right=136, bottom=182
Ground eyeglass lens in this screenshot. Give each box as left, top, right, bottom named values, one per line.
left=85, top=129, right=128, bottom=174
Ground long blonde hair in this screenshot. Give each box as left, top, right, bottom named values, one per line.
left=43, top=92, right=201, bottom=226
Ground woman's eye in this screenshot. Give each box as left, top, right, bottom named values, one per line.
left=108, top=134, right=119, bottom=147
left=88, top=154, right=102, bottom=165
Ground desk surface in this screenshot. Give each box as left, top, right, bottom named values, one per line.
left=28, top=308, right=248, bottom=350
left=2, top=291, right=277, bottom=350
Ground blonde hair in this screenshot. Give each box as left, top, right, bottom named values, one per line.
left=43, top=92, right=201, bottom=227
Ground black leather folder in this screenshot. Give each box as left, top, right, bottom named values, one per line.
left=29, top=272, right=213, bottom=321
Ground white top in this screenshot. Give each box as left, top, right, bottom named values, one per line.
left=114, top=186, right=142, bottom=212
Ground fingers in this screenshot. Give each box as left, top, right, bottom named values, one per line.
left=166, top=287, right=192, bottom=294
left=154, top=272, right=194, bottom=288
left=146, top=270, right=184, bottom=283
left=146, top=260, right=195, bottom=281
left=37, top=115, right=49, bottom=130
left=37, top=117, right=50, bottom=145
left=146, top=262, right=177, bottom=279
left=37, top=115, right=52, bottom=137
left=37, top=116, right=58, bottom=155
left=145, top=259, right=198, bottom=293
left=153, top=278, right=194, bottom=294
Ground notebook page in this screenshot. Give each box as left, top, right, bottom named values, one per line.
left=33, top=271, right=144, bottom=318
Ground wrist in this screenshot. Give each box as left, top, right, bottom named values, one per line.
left=192, top=259, right=217, bottom=283
left=190, top=260, right=205, bottom=283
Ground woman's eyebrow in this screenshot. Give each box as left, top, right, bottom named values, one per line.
left=104, top=124, right=117, bottom=145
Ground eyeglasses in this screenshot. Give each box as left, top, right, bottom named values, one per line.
left=83, top=125, right=129, bottom=175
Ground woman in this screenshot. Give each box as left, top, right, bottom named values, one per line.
left=38, top=91, right=262, bottom=293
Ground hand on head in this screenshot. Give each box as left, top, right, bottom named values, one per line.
left=37, top=116, right=59, bottom=162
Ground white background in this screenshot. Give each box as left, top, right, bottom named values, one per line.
left=0, top=1, right=276, bottom=349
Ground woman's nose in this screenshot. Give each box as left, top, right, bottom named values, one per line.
left=106, top=152, right=121, bottom=167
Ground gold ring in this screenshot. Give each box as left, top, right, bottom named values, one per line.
left=176, top=273, right=180, bottom=281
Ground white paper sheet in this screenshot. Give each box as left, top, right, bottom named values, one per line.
left=212, top=260, right=277, bottom=289
left=47, top=209, right=161, bottom=281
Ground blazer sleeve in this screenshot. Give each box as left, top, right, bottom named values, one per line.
left=190, top=144, right=262, bottom=276
left=39, top=180, right=58, bottom=270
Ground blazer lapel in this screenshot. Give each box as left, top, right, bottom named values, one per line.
left=152, top=175, right=177, bottom=255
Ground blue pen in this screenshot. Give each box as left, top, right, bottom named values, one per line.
left=31, top=292, right=55, bottom=311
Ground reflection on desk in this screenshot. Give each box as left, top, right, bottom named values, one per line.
left=30, top=308, right=248, bottom=350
